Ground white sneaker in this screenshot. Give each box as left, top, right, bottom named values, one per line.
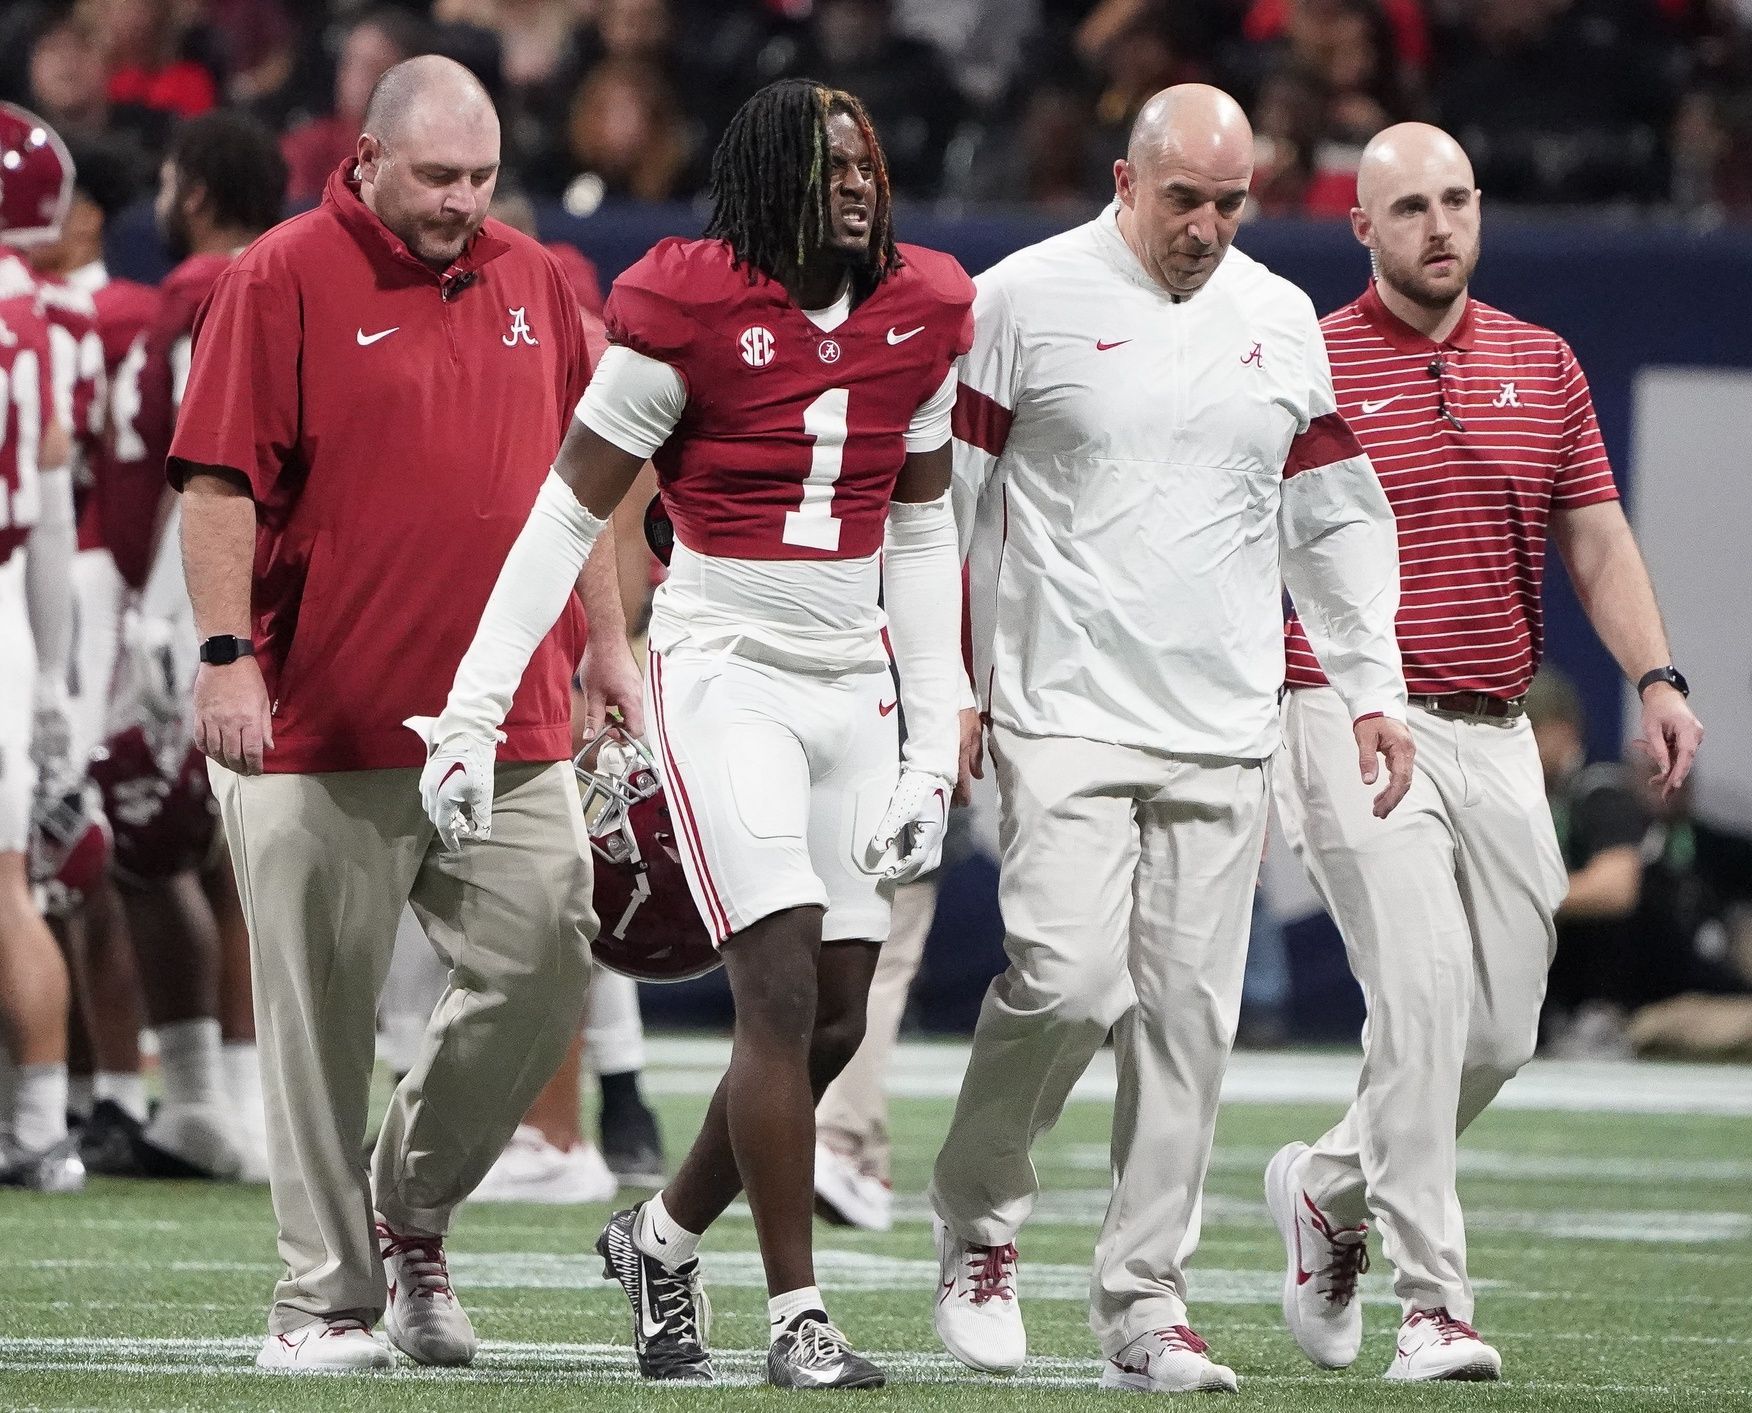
left=1265, top=1141, right=1369, bottom=1368
left=256, top=1317, right=391, bottom=1373
left=931, top=1213, right=1025, bottom=1373
left=469, top=1125, right=618, bottom=1205
left=1100, top=1327, right=1239, bottom=1394
left=814, top=1142, right=892, bottom=1232
left=376, top=1219, right=477, bottom=1366
left=1384, top=1308, right=1502, bottom=1382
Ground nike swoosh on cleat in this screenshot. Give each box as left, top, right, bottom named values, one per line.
left=638, top=1272, right=667, bottom=1341
left=357, top=326, right=400, bottom=345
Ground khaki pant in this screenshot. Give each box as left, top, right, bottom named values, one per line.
left=212, top=760, right=595, bottom=1335
left=930, top=724, right=1269, bottom=1355
left=816, top=875, right=939, bottom=1181
left=1273, top=687, right=1567, bottom=1319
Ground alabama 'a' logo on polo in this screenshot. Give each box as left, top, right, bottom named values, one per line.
left=503, top=307, right=539, bottom=347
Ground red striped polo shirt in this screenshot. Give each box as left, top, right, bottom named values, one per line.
left=1284, top=281, right=1618, bottom=700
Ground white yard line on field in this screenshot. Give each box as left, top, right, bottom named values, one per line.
left=645, top=1038, right=1752, bottom=1117
left=0, top=1337, right=1727, bottom=1397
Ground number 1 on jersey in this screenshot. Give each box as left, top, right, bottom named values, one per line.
left=784, top=387, right=849, bottom=552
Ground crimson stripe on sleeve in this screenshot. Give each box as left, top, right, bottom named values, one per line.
left=1283, top=411, right=1366, bottom=478
left=952, top=383, right=1013, bottom=458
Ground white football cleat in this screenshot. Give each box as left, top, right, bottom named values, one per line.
left=256, top=1317, right=392, bottom=1373
left=814, top=1142, right=893, bottom=1232
left=377, top=1219, right=477, bottom=1366
left=932, top=1214, right=1025, bottom=1373
left=1100, top=1326, right=1239, bottom=1394
left=0, top=1135, right=86, bottom=1193
left=469, top=1125, right=618, bottom=1205
left=1384, top=1308, right=1502, bottom=1382
left=1265, top=1141, right=1369, bottom=1368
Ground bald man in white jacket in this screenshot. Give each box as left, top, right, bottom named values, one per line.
left=928, top=85, right=1415, bottom=1393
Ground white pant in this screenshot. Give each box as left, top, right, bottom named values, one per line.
left=1274, top=687, right=1567, bottom=1318
left=647, top=644, right=898, bottom=944
left=931, top=724, right=1269, bottom=1354
left=584, top=968, right=645, bottom=1074
left=0, top=556, right=36, bottom=852
left=68, top=548, right=124, bottom=767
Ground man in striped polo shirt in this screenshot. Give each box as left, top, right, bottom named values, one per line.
left=1267, top=123, right=1704, bottom=1383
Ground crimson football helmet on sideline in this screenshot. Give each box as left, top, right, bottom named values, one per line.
left=29, top=779, right=112, bottom=919
left=89, top=727, right=220, bottom=884
left=577, top=727, right=719, bottom=982
left=0, top=103, right=74, bottom=246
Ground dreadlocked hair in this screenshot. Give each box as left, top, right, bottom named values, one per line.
left=704, top=78, right=900, bottom=296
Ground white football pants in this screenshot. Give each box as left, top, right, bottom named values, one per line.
left=1274, top=687, right=1567, bottom=1319
left=930, top=724, right=1269, bottom=1354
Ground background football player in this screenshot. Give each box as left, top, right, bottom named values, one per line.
left=0, top=103, right=81, bottom=1190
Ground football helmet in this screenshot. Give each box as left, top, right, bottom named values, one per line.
left=0, top=103, right=74, bottom=246
left=29, top=778, right=111, bottom=918
left=576, top=727, right=718, bottom=982
left=89, top=727, right=220, bottom=884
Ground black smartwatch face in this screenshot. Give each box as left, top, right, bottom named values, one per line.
left=201, top=636, right=248, bottom=666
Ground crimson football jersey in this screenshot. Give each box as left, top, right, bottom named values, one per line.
left=0, top=287, right=55, bottom=568
left=36, top=279, right=105, bottom=527
left=604, top=239, right=974, bottom=562
left=87, top=276, right=164, bottom=587
left=137, top=252, right=233, bottom=498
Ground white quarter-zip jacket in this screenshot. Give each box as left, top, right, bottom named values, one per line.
left=952, top=204, right=1406, bottom=759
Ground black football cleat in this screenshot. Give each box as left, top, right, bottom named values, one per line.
left=767, top=1314, right=886, bottom=1390
left=77, top=1099, right=147, bottom=1176
left=596, top=1205, right=714, bottom=1381
left=599, top=1090, right=666, bottom=1189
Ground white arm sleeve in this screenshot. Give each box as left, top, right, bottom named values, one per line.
left=1279, top=325, right=1407, bottom=722
left=883, top=492, right=962, bottom=783
left=904, top=368, right=957, bottom=454
left=25, top=465, right=76, bottom=691
left=430, top=472, right=607, bottom=744
left=576, top=344, right=687, bottom=460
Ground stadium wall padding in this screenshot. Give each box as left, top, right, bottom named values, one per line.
left=106, top=201, right=1752, bottom=1038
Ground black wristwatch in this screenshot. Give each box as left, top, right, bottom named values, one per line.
left=1637, top=665, right=1689, bottom=699
left=199, top=634, right=256, bottom=666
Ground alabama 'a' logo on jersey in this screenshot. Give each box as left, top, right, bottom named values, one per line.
left=739, top=325, right=776, bottom=369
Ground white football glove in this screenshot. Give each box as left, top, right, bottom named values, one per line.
left=30, top=679, right=74, bottom=781
left=866, top=767, right=951, bottom=883
left=125, top=611, right=186, bottom=728
left=406, top=716, right=503, bottom=852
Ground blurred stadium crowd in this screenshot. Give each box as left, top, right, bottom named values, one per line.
left=4, top=0, right=1752, bottom=222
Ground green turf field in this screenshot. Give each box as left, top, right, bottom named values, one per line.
left=2, top=1040, right=1749, bottom=1412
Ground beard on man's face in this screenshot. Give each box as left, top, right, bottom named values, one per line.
left=1380, top=240, right=1478, bottom=310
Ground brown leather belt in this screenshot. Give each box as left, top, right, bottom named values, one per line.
left=1410, top=692, right=1525, bottom=720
